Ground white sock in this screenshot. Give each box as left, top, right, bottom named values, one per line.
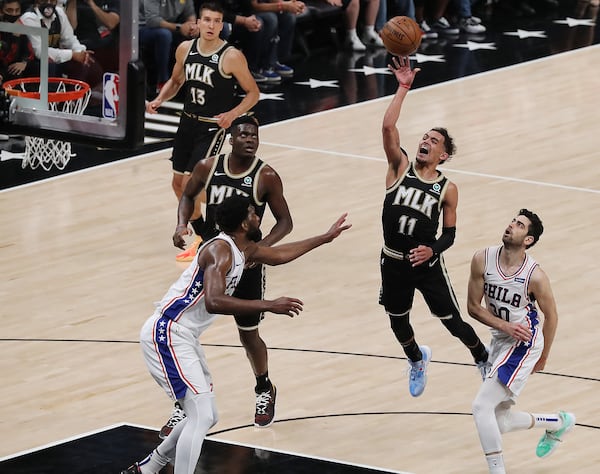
left=347, top=28, right=360, bottom=41
left=496, top=409, right=532, bottom=433
left=364, top=25, right=376, bottom=36
left=138, top=449, right=169, bottom=474
left=485, top=453, right=505, bottom=474
left=531, top=412, right=563, bottom=431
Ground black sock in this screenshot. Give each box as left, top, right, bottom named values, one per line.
left=470, top=341, right=488, bottom=363
left=402, top=340, right=422, bottom=362
left=255, top=372, right=271, bottom=393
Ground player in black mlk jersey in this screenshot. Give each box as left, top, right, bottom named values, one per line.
left=173, top=115, right=293, bottom=428
left=380, top=56, right=489, bottom=398
left=147, top=1, right=260, bottom=263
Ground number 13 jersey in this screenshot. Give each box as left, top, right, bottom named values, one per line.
left=183, top=40, right=238, bottom=119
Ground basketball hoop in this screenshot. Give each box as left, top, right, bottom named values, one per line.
left=2, top=77, right=91, bottom=171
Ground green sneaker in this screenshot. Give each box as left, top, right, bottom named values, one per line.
left=536, top=411, right=576, bottom=458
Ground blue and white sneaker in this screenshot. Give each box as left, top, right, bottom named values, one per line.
left=251, top=70, right=267, bottom=84
left=260, top=68, right=282, bottom=83
left=274, top=62, right=294, bottom=77
left=408, top=345, right=432, bottom=397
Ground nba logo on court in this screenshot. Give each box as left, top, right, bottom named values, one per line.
left=103, top=73, right=119, bottom=120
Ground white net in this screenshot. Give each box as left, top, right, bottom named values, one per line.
left=3, top=78, right=91, bottom=171
left=23, top=137, right=75, bottom=171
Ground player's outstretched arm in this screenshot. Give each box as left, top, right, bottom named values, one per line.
left=382, top=56, right=419, bottom=184
left=248, top=213, right=351, bottom=266
left=202, top=240, right=304, bottom=317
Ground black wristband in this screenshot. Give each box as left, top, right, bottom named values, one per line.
left=430, top=226, right=456, bottom=255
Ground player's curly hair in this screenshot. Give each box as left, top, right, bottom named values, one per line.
left=519, top=208, right=544, bottom=248
left=215, top=195, right=251, bottom=233
left=431, top=127, right=456, bottom=160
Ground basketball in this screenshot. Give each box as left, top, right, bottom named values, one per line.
left=380, top=16, right=423, bottom=57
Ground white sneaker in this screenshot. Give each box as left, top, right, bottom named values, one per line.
left=361, top=32, right=385, bottom=48
left=459, top=17, right=487, bottom=34
left=430, top=16, right=460, bottom=35
left=345, top=36, right=366, bottom=51
left=419, top=20, right=438, bottom=40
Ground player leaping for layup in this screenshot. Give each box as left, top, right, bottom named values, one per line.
left=379, top=55, right=490, bottom=397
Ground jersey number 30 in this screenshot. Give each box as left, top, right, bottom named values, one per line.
left=489, top=302, right=510, bottom=321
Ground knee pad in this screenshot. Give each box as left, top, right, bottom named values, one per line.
left=471, top=396, right=493, bottom=423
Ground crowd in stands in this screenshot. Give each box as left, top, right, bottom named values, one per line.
left=0, top=0, right=119, bottom=97
left=0, top=0, right=576, bottom=98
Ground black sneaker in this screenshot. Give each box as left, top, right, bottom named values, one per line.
left=159, top=401, right=186, bottom=439
left=254, top=385, right=276, bottom=427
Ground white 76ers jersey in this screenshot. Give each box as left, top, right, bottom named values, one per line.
left=483, top=245, right=540, bottom=340
left=154, top=233, right=245, bottom=338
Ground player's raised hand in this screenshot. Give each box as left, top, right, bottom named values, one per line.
left=389, top=56, right=420, bottom=88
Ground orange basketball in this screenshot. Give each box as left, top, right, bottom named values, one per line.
left=380, top=16, right=423, bottom=56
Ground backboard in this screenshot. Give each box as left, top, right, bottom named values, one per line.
left=0, top=1, right=144, bottom=149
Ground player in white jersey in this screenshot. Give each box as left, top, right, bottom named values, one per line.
left=467, top=209, right=575, bottom=474
left=121, top=195, right=351, bottom=474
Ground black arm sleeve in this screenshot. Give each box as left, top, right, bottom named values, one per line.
left=430, top=226, right=456, bottom=255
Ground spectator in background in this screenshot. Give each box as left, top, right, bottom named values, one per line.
left=216, top=0, right=268, bottom=84
left=422, top=0, right=459, bottom=36
left=20, top=0, right=103, bottom=87
left=248, top=0, right=306, bottom=81
left=376, top=0, right=415, bottom=33
left=64, top=0, right=120, bottom=73
left=0, top=0, right=38, bottom=85
left=446, top=0, right=485, bottom=34
left=414, top=0, right=437, bottom=39
left=139, top=0, right=197, bottom=94
left=322, top=0, right=384, bottom=52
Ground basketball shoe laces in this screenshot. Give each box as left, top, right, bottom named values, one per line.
left=255, top=390, right=273, bottom=415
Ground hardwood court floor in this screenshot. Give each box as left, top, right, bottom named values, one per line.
left=1, top=46, right=599, bottom=473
